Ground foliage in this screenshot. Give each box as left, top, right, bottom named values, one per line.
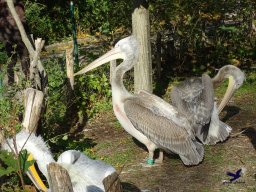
left=24, top=1, right=72, bottom=43
left=150, top=0, right=256, bottom=76
left=25, top=0, right=131, bottom=43
left=0, top=93, right=23, bottom=131
left=42, top=57, right=68, bottom=135
left=40, top=48, right=112, bottom=137
left=0, top=150, right=35, bottom=177
left=0, top=43, right=8, bottom=64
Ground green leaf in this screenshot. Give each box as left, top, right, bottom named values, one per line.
left=219, top=25, right=239, bottom=32
left=19, top=150, right=36, bottom=172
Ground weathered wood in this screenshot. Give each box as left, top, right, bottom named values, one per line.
left=47, top=162, right=74, bottom=192
left=6, top=0, right=34, bottom=56
left=132, top=0, right=153, bottom=93
left=30, top=38, right=47, bottom=91
left=103, top=172, right=122, bottom=192
left=6, top=0, right=47, bottom=92
left=66, top=48, right=74, bottom=90
left=22, top=88, right=44, bottom=133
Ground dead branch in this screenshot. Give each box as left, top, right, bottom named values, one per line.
left=6, top=0, right=34, bottom=56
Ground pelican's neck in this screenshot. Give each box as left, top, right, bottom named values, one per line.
left=212, top=70, right=227, bottom=88
left=111, top=58, right=135, bottom=99
left=1, top=131, right=55, bottom=178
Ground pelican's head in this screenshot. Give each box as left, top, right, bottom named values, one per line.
left=213, top=65, right=245, bottom=113
left=74, top=36, right=139, bottom=76
left=114, top=36, right=139, bottom=60
left=57, top=150, right=82, bottom=164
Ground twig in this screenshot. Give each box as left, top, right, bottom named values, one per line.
left=13, top=132, right=25, bottom=189
left=230, top=128, right=249, bottom=138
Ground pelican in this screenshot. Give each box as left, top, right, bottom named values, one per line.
left=1, top=130, right=116, bottom=192
left=171, top=65, right=244, bottom=144
left=74, top=36, right=204, bottom=165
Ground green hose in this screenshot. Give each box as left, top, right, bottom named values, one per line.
left=70, top=1, right=79, bottom=65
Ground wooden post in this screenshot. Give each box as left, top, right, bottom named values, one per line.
left=103, top=172, right=122, bottom=192
left=66, top=48, right=74, bottom=90
left=47, top=163, right=74, bottom=192
left=22, top=88, right=44, bottom=133
left=132, top=0, right=152, bottom=93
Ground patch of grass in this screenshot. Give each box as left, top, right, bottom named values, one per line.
left=113, top=120, right=122, bottom=129
left=204, top=145, right=224, bottom=164
left=93, top=137, right=140, bottom=168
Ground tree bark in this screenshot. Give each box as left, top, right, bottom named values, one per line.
left=66, top=48, right=75, bottom=90
left=6, top=0, right=34, bottom=56
left=103, top=172, right=122, bottom=192
left=132, top=0, right=153, bottom=93
left=47, top=163, right=74, bottom=192
left=22, top=88, right=44, bottom=133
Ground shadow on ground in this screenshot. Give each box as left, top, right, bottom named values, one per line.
left=242, top=127, right=256, bottom=150
left=221, top=105, right=241, bottom=122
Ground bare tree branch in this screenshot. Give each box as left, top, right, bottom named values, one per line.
left=6, top=0, right=35, bottom=56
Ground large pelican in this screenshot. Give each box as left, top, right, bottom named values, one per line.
left=171, top=65, right=244, bottom=144
left=74, top=36, right=204, bottom=165
left=1, top=130, right=116, bottom=192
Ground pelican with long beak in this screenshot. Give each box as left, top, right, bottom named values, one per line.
left=74, top=36, right=204, bottom=165
left=1, top=130, right=116, bottom=192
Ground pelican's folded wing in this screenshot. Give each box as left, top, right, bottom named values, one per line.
left=124, top=95, right=204, bottom=165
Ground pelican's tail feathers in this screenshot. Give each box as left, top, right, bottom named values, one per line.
left=203, top=120, right=232, bottom=145
left=179, top=140, right=204, bottom=166
left=202, top=103, right=232, bottom=145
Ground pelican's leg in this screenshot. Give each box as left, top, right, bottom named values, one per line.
left=155, top=150, right=164, bottom=164
left=147, top=151, right=154, bottom=165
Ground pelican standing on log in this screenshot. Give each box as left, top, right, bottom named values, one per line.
left=171, top=65, right=244, bottom=144
left=1, top=130, right=116, bottom=192
left=74, top=36, right=204, bottom=166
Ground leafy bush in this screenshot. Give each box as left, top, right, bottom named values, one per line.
left=0, top=43, right=8, bottom=65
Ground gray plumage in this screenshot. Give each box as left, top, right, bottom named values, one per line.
left=171, top=74, right=231, bottom=144
left=124, top=96, right=204, bottom=165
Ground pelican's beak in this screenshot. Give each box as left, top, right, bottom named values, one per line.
left=218, top=76, right=236, bottom=114
left=26, top=154, right=48, bottom=192
left=74, top=47, right=125, bottom=76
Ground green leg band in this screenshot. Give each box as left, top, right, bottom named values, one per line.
left=147, top=159, right=154, bottom=165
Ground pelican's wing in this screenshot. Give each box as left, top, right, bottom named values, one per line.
left=124, top=94, right=204, bottom=165
left=171, top=75, right=214, bottom=134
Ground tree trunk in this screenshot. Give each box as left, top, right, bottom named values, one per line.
left=132, top=0, right=152, bottom=93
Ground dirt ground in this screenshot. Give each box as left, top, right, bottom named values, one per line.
left=82, top=90, right=256, bottom=192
